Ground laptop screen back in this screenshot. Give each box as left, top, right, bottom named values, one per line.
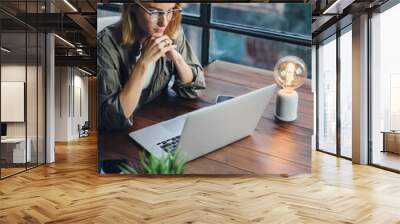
left=177, top=84, right=277, bottom=162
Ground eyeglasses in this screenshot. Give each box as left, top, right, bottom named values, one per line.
left=135, top=1, right=182, bottom=23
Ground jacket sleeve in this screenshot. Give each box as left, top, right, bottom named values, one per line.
left=171, top=28, right=206, bottom=99
left=97, top=30, right=133, bottom=132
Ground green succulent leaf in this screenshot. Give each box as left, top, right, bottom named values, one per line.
left=135, top=149, right=187, bottom=174
left=117, top=163, right=138, bottom=174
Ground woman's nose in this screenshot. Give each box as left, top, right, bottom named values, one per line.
left=157, top=14, right=168, bottom=27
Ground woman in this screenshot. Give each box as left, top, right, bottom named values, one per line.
left=97, top=2, right=206, bottom=131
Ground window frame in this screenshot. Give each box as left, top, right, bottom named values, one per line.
left=315, top=23, right=353, bottom=161
left=314, top=0, right=400, bottom=173
left=181, top=3, right=312, bottom=66
left=0, top=1, right=48, bottom=180
left=97, top=3, right=312, bottom=67
left=368, top=0, right=400, bottom=173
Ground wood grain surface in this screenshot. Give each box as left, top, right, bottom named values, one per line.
left=0, top=134, right=399, bottom=223
left=99, top=61, right=313, bottom=175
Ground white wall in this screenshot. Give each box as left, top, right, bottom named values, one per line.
left=1, top=63, right=46, bottom=164
left=71, top=73, right=89, bottom=139
left=54, top=67, right=89, bottom=141
left=55, top=67, right=69, bottom=141
left=1, top=65, right=26, bottom=139
left=1, top=65, right=42, bottom=138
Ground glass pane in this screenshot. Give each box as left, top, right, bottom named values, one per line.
left=97, top=4, right=121, bottom=33
left=182, top=24, right=202, bottom=63
left=209, top=29, right=311, bottom=76
left=340, top=29, right=352, bottom=158
left=182, top=3, right=200, bottom=17
left=38, top=33, right=45, bottom=165
left=371, top=4, right=400, bottom=171
left=211, top=3, right=311, bottom=37
left=317, top=37, right=337, bottom=154
left=1, top=29, right=28, bottom=177
left=27, top=31, right=38, bottom=169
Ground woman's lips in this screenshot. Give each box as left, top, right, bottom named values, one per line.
left=154, top=28, right=165, bottom=33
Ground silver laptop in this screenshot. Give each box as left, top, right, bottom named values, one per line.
left=129, top=84, right=277, bottom=162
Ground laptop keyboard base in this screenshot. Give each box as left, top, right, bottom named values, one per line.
left=156, top=136, right=180, bottom=153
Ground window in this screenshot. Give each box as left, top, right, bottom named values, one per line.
left=211, top=3, right=311, bottom=37
left=317, top=36, right=337, bottom=155
left=97, top=4, right=121, bottom=33
left=182, top=24, right=202, bottom=62
left=339, top=28, right=352, bottom=158
left=209, top=29, right=311, bottom=72
left=182, top=3, right=200, bottom=17
left=371, top=3, right=400, bottom=171
left=181, top=3, right=312, bottom=77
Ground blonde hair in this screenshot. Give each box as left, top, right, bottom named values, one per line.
left=121, top=3, right=182, bottom=47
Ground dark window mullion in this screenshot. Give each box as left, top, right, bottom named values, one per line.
left=25, top=0, right=28, bottom=171
left=336, top=29, right=341, bottom=157
left=316, top=44, right=319, bottom=151
left=209, top=22, right=311, bottom=47
left=183, top=7, right=312, bottom=47
left=36, top=0, right=39, bottom=167
left=182, top=15, right=202, bottom=26
left=367, top=11, right=373, bottom=165
left=200, top=3, right=210, bottom=66
left=183, top=18, right=312, bottom=46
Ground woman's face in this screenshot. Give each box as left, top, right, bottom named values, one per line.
left=134, top=3, right=176, bottom=38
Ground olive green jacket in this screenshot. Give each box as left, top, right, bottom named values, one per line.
left=97, top=23, right=206, bottom=132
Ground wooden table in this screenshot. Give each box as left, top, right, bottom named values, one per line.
left=381, top=131, right=400, bottom=154
left=99, top=60, right=313, bottom=175
left=1, top=138, right=32, bottom=164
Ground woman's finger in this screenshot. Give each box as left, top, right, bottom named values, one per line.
left=145, top=44, right=174, bottom=62
left=160, top=39, right=172, bottom=48
left=146, top=36, right=169, bottom=53
left=154, top=35, right=171, bottom=44
left=159, top=44, right=177, bottom=57
left=142, top=36, right=154, bottom=49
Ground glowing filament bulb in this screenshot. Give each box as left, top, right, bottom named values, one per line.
left=286, top=62, right=295, bottom=87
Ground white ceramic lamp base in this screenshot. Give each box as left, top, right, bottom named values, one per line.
left=275, top=89, right=298, bottom=122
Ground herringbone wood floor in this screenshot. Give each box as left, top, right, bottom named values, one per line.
left=1, top=134, right=400, bottom=224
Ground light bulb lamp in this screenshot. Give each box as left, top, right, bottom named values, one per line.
left=274, top=56, right=307, bottom=122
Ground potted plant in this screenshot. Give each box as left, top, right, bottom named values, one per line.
left=118, top=148, right=187, bottom=175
